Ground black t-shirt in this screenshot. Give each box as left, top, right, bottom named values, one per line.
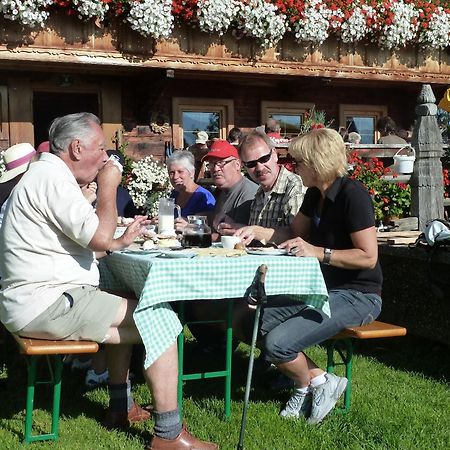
left=300, top=176, right=383, bottom=294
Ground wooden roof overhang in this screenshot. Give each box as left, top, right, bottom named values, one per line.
left=1, top=17, right=449, bottom=86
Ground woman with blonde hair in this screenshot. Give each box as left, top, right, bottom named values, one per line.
left=236, top=128, right=382, bottom=424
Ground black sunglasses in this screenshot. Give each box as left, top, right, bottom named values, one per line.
left=242, top=149, right=273, bottom=169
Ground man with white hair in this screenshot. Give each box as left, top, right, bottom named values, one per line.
left=0, top=112, right=218, bottom=450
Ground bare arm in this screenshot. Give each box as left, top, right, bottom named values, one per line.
left=279, top=226, right=378, bottom=269
left=88, top=161, right=121, bottom=251
left=232, top=210, right=310, bottom=245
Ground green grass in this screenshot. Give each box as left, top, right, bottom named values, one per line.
left=0, top=334, right=449, bottom=450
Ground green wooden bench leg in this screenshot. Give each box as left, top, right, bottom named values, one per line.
left=24, top=354, right=63, bottom=443
left=326, top=338, right=354, bottom=413
left=223, top=300, right=233, bottom=420
left=177, top=300, right=233, bottom=420
left=24, top=356, right=38, bottom=443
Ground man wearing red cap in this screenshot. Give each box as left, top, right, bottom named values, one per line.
left=202, top=140, right=257, bottom=232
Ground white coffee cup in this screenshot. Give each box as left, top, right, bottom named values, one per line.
left=221, top=235, right=241, bottom=249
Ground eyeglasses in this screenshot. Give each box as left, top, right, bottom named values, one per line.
left=242, top=149, right=272, bottom=169
left=207, top=158, right=235, bottom=169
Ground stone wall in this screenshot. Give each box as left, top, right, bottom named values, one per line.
left=379, top=244, right=450, bottom=347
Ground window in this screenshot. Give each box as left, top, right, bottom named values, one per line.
left=172, top=98, right=234, bottom=149
left=261, top=101, right=314, bottom=139
left=339, top=104, right=387, bottom=144
left=182, top=111, right=220, bottom=148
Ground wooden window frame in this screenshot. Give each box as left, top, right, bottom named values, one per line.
left=261, top=101, right=315, bottom=136
left=172, top=97, right=234, bottom=149
left=339, top=104, right=388, bottom=143
left=0, top=86, right=10, bottom=151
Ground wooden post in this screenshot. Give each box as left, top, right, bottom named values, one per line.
left=410, top=84, right=444, bottom=230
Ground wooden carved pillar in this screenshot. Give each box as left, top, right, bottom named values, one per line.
left=410, top=84, right=444, bottom=230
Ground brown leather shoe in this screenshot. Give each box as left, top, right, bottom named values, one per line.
left=147, top=425, right=219, bottom=450
left=102, top=401, right=152, bottom=429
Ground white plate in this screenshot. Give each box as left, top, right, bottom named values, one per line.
left=246, top=248, right=289, bottom=256
left=120, top=249, right=162, bottom=256
left=158, top=250, right=197, bottom=258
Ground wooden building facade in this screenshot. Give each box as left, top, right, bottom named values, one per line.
left=0, top=15, right=449, bottom=159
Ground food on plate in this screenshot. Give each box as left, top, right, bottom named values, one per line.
left=122, top=217, right=134, bottom=226
left=234, top=242, right=246, bottom=250
left=142, top=240, right=156, bottom=250
left=157, top=237, right=181, bottom=248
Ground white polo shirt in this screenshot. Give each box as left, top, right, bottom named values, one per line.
left=0, top=153, right=99, bottom=332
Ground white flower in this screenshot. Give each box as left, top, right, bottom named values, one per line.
left=126, top=0, right=173, bottom=39
left=0, top=0, right=53, bottom=27
left=236, top=0, right=287, bottom=48
left=376, top=0, right=419, bottom=49
left=197, top=0, right=239, bottom=36
left=71, top=0, right=109, bottom=22
left=341, top=6, right=375, bottom=43
left=126, top=156, right=171, bottom=216
left=418, top=7, right=450, bottom=50
left=293, top=0, right=332, bottom=45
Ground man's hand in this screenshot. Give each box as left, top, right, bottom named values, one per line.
left=216, top=221, right=241, bottom=236
left=96, top=160, right=122, bottom=190
left=111, top=216, right=151, bottom=250
left=234, top=225, right=259, bottom=245
left=81, top=182, right=97, bottom=204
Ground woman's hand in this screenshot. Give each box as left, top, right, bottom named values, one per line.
left=279, top=237, right=319, bottom=258
left=175, top=217, right=189, bottom=233
left=111, top=216, right=150, bottom=250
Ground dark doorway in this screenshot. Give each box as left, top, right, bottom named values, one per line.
left=33, top=92, right=99, bottom=146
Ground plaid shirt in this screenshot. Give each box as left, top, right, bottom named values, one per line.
left=249, top=166, right=304, bottom=228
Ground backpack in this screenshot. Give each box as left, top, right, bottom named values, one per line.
left=424, top=219, right=450, bottom=246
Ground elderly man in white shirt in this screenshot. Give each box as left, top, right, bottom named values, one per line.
left=0, top=112, right=217, bottom=450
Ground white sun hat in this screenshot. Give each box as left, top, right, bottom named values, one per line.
left=0, top=143, right=37, bottom=184
left=195, top=131, right=209, bottom=145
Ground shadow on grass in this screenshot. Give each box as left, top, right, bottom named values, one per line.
left=352, top=333, right=450, bottom=383
left=0, top=336, right=149, bottom=443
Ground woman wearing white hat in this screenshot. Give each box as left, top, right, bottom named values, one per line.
left=0, top=143, right=37, bottom=228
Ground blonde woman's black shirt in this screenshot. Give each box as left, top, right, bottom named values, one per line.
left=300, top=176, right=382, bottom=295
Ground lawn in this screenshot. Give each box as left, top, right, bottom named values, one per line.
left=0, top=333, right=449, bottom=450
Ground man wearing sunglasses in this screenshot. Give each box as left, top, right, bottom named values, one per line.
left=217, top=131, right=304, bottom=240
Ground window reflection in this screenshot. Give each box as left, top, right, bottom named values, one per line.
left=182, top=111, right=220, bottom=148
left=270, top=114, right=302, bottom=139
left=346, top=116, right=376, bottom=144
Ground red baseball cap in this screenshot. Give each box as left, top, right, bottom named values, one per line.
left=202, top=140, right=239, bottom=160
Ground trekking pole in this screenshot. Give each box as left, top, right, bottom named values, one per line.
left=237, top=264, right=268, bottom=450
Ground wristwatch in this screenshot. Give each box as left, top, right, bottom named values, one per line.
left=323, top=248, right=332, bottom=265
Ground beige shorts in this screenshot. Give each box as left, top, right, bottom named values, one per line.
left=18, top=286, right=122, bottom=343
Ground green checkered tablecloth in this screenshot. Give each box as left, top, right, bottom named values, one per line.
left=99, top=253, right=329, bottom=369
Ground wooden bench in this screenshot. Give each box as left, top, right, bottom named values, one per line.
left=326, top=321, right=407, bottom=412
left=13, top=335, right=99, bottom=443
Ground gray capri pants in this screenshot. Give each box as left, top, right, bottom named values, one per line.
left=260, top=289, right=382, bottom=363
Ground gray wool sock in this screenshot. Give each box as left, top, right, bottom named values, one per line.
left=153, top=409, right=183, bottom=440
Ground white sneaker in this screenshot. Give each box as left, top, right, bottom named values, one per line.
left=307, top=373, right=348, bottom=425
left=85, top=369, right=109, bottom=388
left=280, top=388, right=312, bottom=418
